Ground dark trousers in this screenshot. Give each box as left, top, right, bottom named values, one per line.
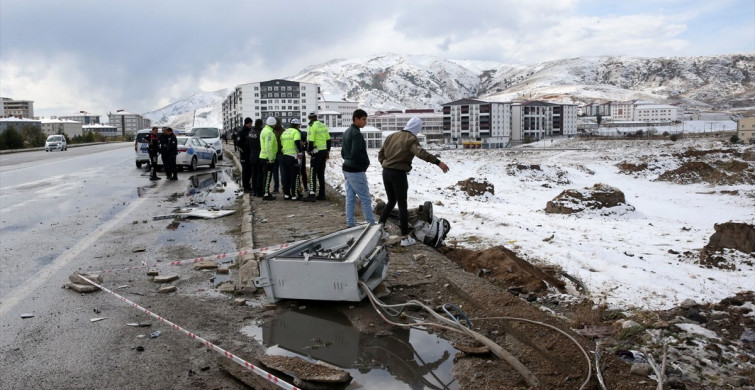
left=251, top=160, right=263, bottom=195
left=379, top=168, right=410, bottom=235
left=241, top=157, right=252, bottom=190
left=163, top=154, right=177, bottom=178
left=148, top=151, right=159, bottom=177
left=282, top=155, right=300, bottom=197
left=299, top=153, right=308, bottom=190
left=308, top=150, right=327, bottom=196
left=262, top=161, right=276, bottom=195
left=273, top=153, right=284, bottom=192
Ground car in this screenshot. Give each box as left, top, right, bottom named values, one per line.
left=134, top=128, right=159, bottom=168
left=45, top=134, right=67, bottom=152
left=176, top=136, right=217, bottom=171
left=189, top=127, right=223, bottom=160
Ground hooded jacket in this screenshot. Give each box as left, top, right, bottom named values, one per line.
left=378, top=130, right=440, bottom=172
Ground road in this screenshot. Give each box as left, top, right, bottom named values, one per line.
left=0, top=144, right=247, bottom=389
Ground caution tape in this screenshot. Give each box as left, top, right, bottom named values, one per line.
left=94, top=241, right=305, bottom=275
left=78, top=274, right=300, bottom=390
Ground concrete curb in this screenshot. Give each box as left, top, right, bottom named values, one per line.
left=223, top=144, right=258, bottom=292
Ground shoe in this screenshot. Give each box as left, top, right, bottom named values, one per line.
left=168, top=176, right=178, bottom=181
left=302, top=194, right=316, bottom=202
left=283, top=195, right=291, bottom=201
left=316, top=194, right=326, bottom=200
left=400, top=236, right=416, bottom=247
left=149, top=176, right=160, bottom=181
left=291, top=196, right=303, bottom=201
left=262, top=194, right=275, bottom=201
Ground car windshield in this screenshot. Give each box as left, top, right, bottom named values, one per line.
left=191, top=128, right=219, bottom=138
left=47, top=136, right=62, bottom=142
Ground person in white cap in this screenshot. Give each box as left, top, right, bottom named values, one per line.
left=377, top=117, right=449, bottom=246
left=259, top=117, right=279, bottom=200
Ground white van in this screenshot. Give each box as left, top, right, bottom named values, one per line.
left=45, top=134, right=67, bottom=151
left=189, top=127, right=223, bottom=160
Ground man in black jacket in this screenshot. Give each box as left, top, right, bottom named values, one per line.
left=160, top=127, right=178, bottom=180
left=341, top=109, right=375, bottom=227
left=237, top=118, right=254, bottom=193
left=147, top=127, right=161, bottom=180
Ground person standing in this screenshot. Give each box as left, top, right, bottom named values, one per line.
left=237, top=118, right=254, bottom=193
left=280, top=119, right=303, bottom=200
left=259, top=117, right=279, bottom=200
left=272, top=119, right=285, bottom=193
left=147, top=127, right=161, bottom=180
left=160, top=127, right=178, bottom=180
left=250, top=119, right=264, bottom=196
left=298, top=127, right=309, bottom=196
left=378, top=117, right=449, bottom=246
left=303, top=112, right=330, bottom=201
left=341, top=109, right=376, bottom=227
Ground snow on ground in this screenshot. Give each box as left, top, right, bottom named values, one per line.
left=325, top=137, right=755, bottom=311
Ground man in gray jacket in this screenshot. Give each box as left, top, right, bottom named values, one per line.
left=341, top=109, right=376, bottom=227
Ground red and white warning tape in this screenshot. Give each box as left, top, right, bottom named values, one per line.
left=94, top=241, right=304, bottom=274
left=78, top=274, right=300, bottom=390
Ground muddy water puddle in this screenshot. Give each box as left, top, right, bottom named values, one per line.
left=184, top=168, right=238, bottom=209
left=241, top=308, right=458, bottom=389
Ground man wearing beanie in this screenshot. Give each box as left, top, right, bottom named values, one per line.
left=259, top=117, right=279, bottom=200
left=378, top=117, right=449, bottom=247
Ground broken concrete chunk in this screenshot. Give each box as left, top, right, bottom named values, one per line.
left=90, top=317, right=107, bottom=322
left=153, top=275, right=179, bottom=283
left=132, top=247, right=147, bottom=253
left=216, top=281, right=235, bottom=292
left=146, top=269, right=159, bottom=277
left=158, top=285, right=177, bottom=293
left=234, top=298, right=246, bottom=306
left=20, top=313, right=34, bottom=319
left=216, top=267, right=230, bottom=275
left=65, top=282, right=100, bottom=293
left=193, top=261, right=219, bottom=270
left=259, top=355, right=352, bottom=384
left=69, top=272, right=103, bottom=285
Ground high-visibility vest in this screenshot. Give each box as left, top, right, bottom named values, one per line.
left=309, top=121, right=330, bottom=150
left=280, top=128, right=301, bottom=156
left=259, top=125, right=278, bottom=162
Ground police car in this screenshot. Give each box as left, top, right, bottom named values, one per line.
left=189, top=127, right=223, bottom=161
left=176, top=136, right=217, bottom=171
left=134, top=128, right=157, bottom=168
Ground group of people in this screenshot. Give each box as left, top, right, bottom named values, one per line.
left=341, top=110, right=449, bottom=247
left=146, top=126, right=178, bottom=181
left=235, top=113, right=330, bottom=201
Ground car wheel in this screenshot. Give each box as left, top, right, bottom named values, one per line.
left=188, top=156, right=197, bottom=171
left=136, top=162, right=142, bottom=168
left=210, top=154, right=217, bottom=168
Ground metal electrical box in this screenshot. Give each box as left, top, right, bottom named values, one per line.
left=254, top=224, right=389, bottom=302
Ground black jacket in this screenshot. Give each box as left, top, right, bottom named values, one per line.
left=159, top=133, right=178, bottom=156
left=341, top=124, right=369, bottom=172
left=147, top=132, right=160, bottom=153
left=237, top=125, right=261, bottom=162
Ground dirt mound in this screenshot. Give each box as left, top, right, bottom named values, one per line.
left=675, top=148, right=739, bottom=159
left=700, top=222, right=755, bottom=268
left=454, top=177, right=494, bottom=196
left=616, top=161, right=648, bottom=173
left=657, top=161, right=753, bottom=185
left=440, top=246, right=565, bottom=296
left=743, top=148, right=755, bottom=161
left=545, top=183, right=629, bottom=214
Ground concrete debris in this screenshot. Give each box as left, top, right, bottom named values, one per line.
left=90, top=317, right=107, bottom=322
left=132, top=247, right=147, bottom=252
left=259, top=355, right=352, bottom=384
left=216, top=281, right=235, bottom=292
left=150, top=331, right=161, bottom=338
left=234, top=298, right=246, bottom=306
left=630, top=363, right=653, bottom=376
left=216, top=267, right=229, bottom=275
left=65, top=282, right=100, bottom=293
left=621, top=320, right=642, bottom=329
left=20, top=313, right=34, bottom=319
left=69, top=272, right=103, bottom=285
left=152, top=275, right=179, bottom=283
left=158, top=285, right=177, bottom=293
left=146, top=269, right=159, bottom=277
left=193, top=261, right=218, bottom=270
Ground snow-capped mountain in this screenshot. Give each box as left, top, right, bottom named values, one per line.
left=144, top=53, right=753, bottom=128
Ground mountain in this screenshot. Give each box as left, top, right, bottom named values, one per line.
left=144, top=53, right=754, bottom=128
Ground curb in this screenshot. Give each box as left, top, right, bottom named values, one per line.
left=223, top=144, right=258, bottom=292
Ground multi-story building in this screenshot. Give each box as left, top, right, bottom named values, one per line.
left=737, top=116, right=755, bottom=144
left=327, top=126, right=383, bottom=149
left=368, top=110, right=444, bottom=141
left=41, top=118, right=83, bottom=137
left=1, top=98, right=35, bottom=118
left=84, top=123, right=119, bottom=137
left=582, top=101, right=611, bottom=117
left=610, top=101, right=635, bottom=121
left=59, top=111, right=101, bottom=125
left=222, top=79, right=319, bottom=131
left=107, top=109, right=151, bottom=137
left=0, top=117, right=42, bottom=134
left=633, top=104, right=679, bottom=122
left=318, top=98, right=359, bottom=117
left=442, top=99, right=511, bottom=148
left=510, top=101, right=577, bottom=143
left=318, top=110, right=347, bottom=128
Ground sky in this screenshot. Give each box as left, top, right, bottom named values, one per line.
left=1, top=0, right=753, bottom=120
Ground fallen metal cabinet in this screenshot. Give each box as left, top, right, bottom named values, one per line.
left=254, top=224, right=389, bottom=302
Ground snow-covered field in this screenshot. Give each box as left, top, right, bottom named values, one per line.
left=325, top=137, right=755, bottom=311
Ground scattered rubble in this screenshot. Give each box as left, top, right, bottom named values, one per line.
left=158, top=285, right=177, bottom=293
left=258, top=355, right=352, bottom=387
left=193, top=261, right=218, bottom=270
left=454, top=177, right=495, bottom=196
left=152, top=275, right=179, bottom=283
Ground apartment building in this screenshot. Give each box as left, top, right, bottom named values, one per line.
left=442, top=99, right=511, bottom=148
left=222, top=79, right=319, bottom=131
left=59, top=111, right=102, bottom=125
left=1, top=97, right=35, bottom=118
left=0, top=117, right=41, bottom=134
left=319, top=98, right=358, bottom=116
left=41, top=118, right=83, bottom=137
left=107, top=109, right=151, bottom=136
left=610, top=101, right=635, bottom=121
left=511, top=101, right=577, bottom=143
left=84, top=123, right=119, bottom=137
left=737, top=116, right=755, bottom=144
left=582, top=101, right=611, bottom=117
left=367, top=110, right=444, bottom=141
left=634, top=104, right=679, bottom=122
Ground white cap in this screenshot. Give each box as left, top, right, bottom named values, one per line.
left=266, top=117, right=277, bottom=126
left=290, top=118, right=301, bottom=125
left=403, top=117, right=422, bottom=135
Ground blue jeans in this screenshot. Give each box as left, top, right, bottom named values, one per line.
left=343, top=170, right=376, bottom=226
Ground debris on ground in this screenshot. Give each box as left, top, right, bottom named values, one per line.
left=152, top=275, right=179, bottom=283
left=454, top=177, right=495, bottom=196
left=700, top=222, right=755, bottom=269
left=259, top=355, right=352, bottom=386
left=90, top=317, right=107, bottom=322
left=544, top=183, right=633, bottom=215
left=158, top=285, right=177, bottom=293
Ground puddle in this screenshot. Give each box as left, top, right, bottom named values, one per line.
left=241, top=308, right=458, bottom=389
left=184, top=168, right=238, bottom=208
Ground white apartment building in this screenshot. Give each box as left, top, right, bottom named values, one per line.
left=318, top=98, right=358, bottom=117
left=318, top=110, right=347, bottom=128
left=367, top=111, right=444, bottom=141
left=611, top=101, right=635, bottom=121
left=84, top=123, right=119, bottom=137
left=60, top=111, right=102, bottom=125
left=1, top=97, right=35, bottom=118
left=41, top=118, right=83, bottom=137
left=510, top=101, right=577, bottom=143
left=328, top=126, right=384, bottom=149
left=108, top=110, right=151, bottom=136
left=633, top=104, right=679, bottom=122
left=0, top=117, right=41, bottom=134
left=222, top=79, right=319, bottom=131
left=442, top=99, right=511, bottom=148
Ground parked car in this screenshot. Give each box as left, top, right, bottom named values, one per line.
left=189, top=127, right=223, bottom=160
left=45, top=134, right=67, bottom=152
left=176, top=136, right=217, bottom=171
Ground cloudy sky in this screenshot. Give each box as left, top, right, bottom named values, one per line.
left=1, top=0, right=753, bottom=119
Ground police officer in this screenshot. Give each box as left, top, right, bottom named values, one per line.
left=303, top=112, right=330, bottom=201
left=259, top=117, right=279, bottom=200
left=280, top=119, right=304, bottom=200
left=237, top=118, right=254, bottom=193
left=160, top=127, right=178, bottom=180
left=147, top=127, right=161, bottom=180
